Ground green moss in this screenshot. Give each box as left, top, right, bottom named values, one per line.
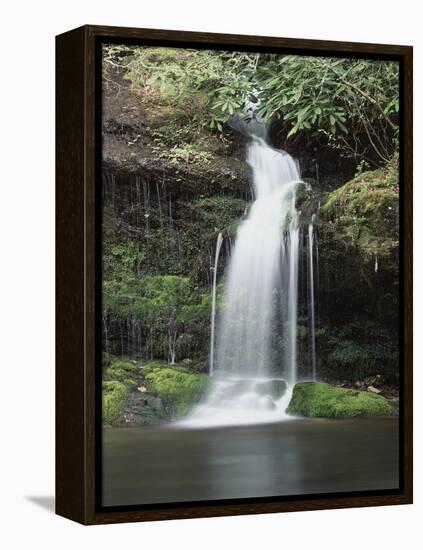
left=143, top=365, right=210, bottom=417
left=103, top=380, right=130, bottom=426
left=106, top=360, right=138, bottom=387
left=321, top=161, right=399, bottom=258
left=102, top=359, right=140, bottom=425
left=189, top=196, right=247, bottom=237
left=287, top=382, right=398, bottom=418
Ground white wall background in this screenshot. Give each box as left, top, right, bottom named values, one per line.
left=0, top=0, right=419, bottom=547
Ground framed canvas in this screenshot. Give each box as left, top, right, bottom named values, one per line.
left=56, top=25, right=413, bottom=525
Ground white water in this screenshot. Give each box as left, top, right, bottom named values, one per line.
left=216, top=139, right=302, bottom=379
left=308, top=215, right=317, bottom=381
left=182, top=377, right=295, bottom=428
left=210, top=232, right=223, bottom=376
left=183, top=137, right=303, bottom=428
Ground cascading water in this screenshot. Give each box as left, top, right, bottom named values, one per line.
left=217, top=139, right=301, bottom=378
left=308, top=215, right=317, bottom=381
left=210, top=232, right=224, bottom=377
left=182, top=136, right=304, bottom=427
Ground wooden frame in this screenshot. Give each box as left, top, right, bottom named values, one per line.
left=56, top=24, right=413, bottom=525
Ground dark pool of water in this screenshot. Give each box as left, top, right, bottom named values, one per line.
left=102, top=417, right=399, bottom=507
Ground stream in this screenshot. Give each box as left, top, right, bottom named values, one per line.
left=102, top=417, right=399, bottom=506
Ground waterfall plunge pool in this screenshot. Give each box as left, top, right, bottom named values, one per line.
left=102, top=417, right=398, bottom=507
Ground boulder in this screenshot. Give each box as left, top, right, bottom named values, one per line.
left=287, top=382, right=398, bottom=418
left=364, top=375, right=385, bottom=388
left=122, top=392, right=166, bottom=426
left=143, top=365, right=210, bottom=418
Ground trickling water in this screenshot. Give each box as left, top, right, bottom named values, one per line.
left=308, top=215, right=317, bottom=381
left=156, top=180, right=163, bottom=229
left=184, top=137, right=303, bottom=427
left=210, top=232, right=223, bottom=377
left=169, top=195, right=174, bottom=230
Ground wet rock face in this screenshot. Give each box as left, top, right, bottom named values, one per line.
left=102, top=72, right=251, bottom=198
left=103, top=144, right=249, bottom=197
left=122, top=392, right=165, bottom=426
left=309, top=161, right=400, bottom=384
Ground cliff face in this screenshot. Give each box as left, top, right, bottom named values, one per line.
left=315, top=161, right=399, bottom=383
left=102, top=76, right=250, bottom=195
left=101, top=74, right=252, bottom=370
left=101, top=69, right=399, bottom=385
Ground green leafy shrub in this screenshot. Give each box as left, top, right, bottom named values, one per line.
left=107, top=45, right=399, bottom=163
left=287, top=382, right=398, bottom=418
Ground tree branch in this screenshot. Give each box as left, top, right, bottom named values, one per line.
left=318, top=60, right=396, bottom=131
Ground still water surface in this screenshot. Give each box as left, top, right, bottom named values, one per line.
left=103, top=417, right=398, bottom=506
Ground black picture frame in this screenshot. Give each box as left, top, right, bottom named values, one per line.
left=56, top=25, right=413, bottom=525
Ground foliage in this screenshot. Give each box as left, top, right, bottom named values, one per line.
left=153, top=143, right=214, bottom=166
left=104, top=45, right=399, bottom=164
left=103, top=248, right=214, bottom=362
left=149, top=126, right=219, bottom=164
left=317, top=318, right=399, bottom=381
left=143, top=365, right=210, bottom=417
left=105, top=360, right=138, bottom=386
left=256, top=56, right=399, bottom=164
left=121, top=47, right=255, bottom=132
left=102, top=358, right=141, bottom=425
left=102, top=239, right=145, bottom=315
left=287, top=382, right=398, bottom=418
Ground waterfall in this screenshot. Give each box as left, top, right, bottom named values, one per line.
left=183, top=137, right=304, bottom=427
left=308, top=216, right=317, bottom=381
left=210, top=232, right=223, bottom=377
left=216, top=138, right=302, bottom=378
left=286, top=221, right=300, bottom=385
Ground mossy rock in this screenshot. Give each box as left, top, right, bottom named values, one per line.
left=255, top=380, right=287, bottom=400
left=320, top=160, right=399, bottom=260
left=143, top=365, right=210, bottom=418
left=287, top=382, right=398, bottom=418
left=103, top=380, right=130, bottom=426
left=102, top=359, right=141, bottom=425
